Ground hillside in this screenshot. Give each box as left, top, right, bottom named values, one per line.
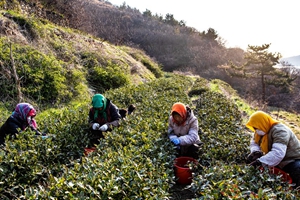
left=2, top=0, right=300, bottom=115
left=0, top=9, right=163, bottom=109
left=1, top=0, right=241, bottom=77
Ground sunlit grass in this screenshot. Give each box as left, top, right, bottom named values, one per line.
left=210, top=79, right=300, bottom=138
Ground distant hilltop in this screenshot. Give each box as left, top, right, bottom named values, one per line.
left=280, top=55, right=300, bottom=66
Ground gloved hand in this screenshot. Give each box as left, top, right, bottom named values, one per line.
left=92, top=123, right=100, bottom=130
left=41, top=135, right=49, bottom=140
left=99, top=124, right=108, bottom=132
left=171, top=138, right=180, bottom=146
left=246, top=151, right=263, bottom=164
left=249, top=159, right=261, bottom=167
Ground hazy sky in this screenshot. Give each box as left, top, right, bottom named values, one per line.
left=108, top=0, right=299, bottom=58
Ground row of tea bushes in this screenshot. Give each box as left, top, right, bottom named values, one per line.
left=0, top=74, right=195, bottom=199
left=188, top=80, right=296, bottom=199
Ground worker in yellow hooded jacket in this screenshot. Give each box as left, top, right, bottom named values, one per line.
left=246, top=110, right=300, bottom=187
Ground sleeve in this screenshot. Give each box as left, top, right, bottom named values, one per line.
left=29, top=126, right=42, bottom=135
left=167, top=116, right=177, bottom=140
left=106, top=103, right=121, bottom=128
left=258, top=127, right=289, bottom=166
left=88, top=108, right=95, bottom=130
left=250, top=138, right=261, bottom=153
left=178, top=118, right=199, bottom=146
left=258, top=143, right=287, bottom=167
left=88, top=108, right=94, bottom=123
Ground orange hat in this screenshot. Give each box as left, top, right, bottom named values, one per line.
left=171, top=102, right=187, bottom=124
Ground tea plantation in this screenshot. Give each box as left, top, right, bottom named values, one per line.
left=0, top=74, right=299, bottom=199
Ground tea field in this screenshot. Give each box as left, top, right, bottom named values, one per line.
left=0, top=74, right=299, bottom=199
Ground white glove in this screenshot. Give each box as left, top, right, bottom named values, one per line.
left=92, top=123, right=100, bottom=130
left=99, top=124, right=108, bottom=132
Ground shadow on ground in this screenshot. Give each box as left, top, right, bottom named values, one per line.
left=169, top=184, right=196, bottom=200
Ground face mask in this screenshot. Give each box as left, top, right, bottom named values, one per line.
left=27, top=116, right=32, bottom=125
left=256, top=129, right=265, bottom=136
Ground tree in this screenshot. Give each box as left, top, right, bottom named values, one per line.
left=228, top=44, right=296, bottom=103
left=143, top=9, right=152, bottom=18
left=202, top=28, right=218, bottom=40
left=164, top=13, right=178, bottom=26
left=9, top=43, right=23, bottom=103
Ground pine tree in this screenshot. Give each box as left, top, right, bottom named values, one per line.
left=228, top=44, right=296, bottom=103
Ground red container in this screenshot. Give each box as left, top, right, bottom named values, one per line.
left=174, top=157, right=198, bottom=185
left=269, top=167, right=293, bottom=184
left=84, top=147, right=96, bottom=156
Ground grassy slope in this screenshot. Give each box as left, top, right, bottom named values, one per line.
left=210, top=79, right=300, bottom=138
left=0, top=9, right=159, bottom=109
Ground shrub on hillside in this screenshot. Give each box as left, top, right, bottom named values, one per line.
left=0, top=40, right=84, bottom=104
left=141, top=59, right=163, bottom=78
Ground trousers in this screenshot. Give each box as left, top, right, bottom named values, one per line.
left=283, top=159, right=300, bottom=188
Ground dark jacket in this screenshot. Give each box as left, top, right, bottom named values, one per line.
left=88, top=99, right=121, bottom=131
left=0, top=116, right=40, bottom=145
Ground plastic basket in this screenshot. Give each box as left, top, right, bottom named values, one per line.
left=174, top=157, right=198, bottom=185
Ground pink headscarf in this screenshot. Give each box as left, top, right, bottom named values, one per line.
left=12, top=103, right=37, bottom=130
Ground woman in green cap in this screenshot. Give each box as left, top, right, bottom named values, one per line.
left=88, top=94, right=121, bottom=146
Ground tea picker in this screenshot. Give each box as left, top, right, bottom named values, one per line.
left=167, top=102, right=202, bottom=159
left=0, top=103, right=45, bottom=145
left=245, top=111, right=300, bottom=187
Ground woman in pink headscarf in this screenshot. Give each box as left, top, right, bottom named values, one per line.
left=0, top=103, right=43, bottom=145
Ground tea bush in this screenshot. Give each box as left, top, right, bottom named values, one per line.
left=194, top=90, right=250, bottom=163
left=188, top=77, right=210, bottom=97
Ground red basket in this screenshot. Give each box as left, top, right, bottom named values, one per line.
left=84, top=147, right=96, bottom=156
left=268, top=167, right=292, bottom=184
left=174, top=157, right=198, bottom=185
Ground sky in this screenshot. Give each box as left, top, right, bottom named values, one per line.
left=107, top=0, right=299, bottom=58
